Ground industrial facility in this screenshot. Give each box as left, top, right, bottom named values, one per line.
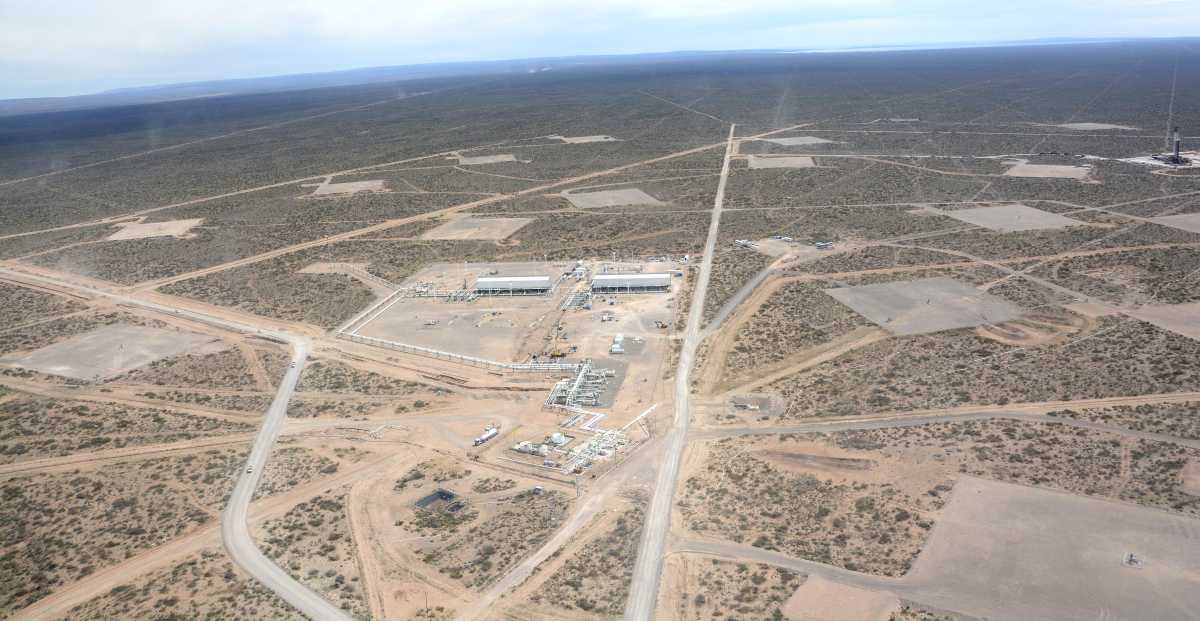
left=590, top=273, right=671, bottom=293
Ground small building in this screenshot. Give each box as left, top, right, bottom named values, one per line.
left=474, top=275, right=552, bottom=295
left=591, top=273, right=671, bottom=293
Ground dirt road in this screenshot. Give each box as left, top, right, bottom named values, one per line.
left=625, top=124, right=738, bottom=620
left=0, top=267, right=350, bottom=620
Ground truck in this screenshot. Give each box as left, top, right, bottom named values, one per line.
left=473, top=425, right=499, bottom=446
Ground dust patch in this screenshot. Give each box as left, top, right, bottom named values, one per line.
left=747, top=155, right=816, bottom=169
left=1003, top=160, right=1091, bottom=180
left=781, top=575, right=898, bottom=621
left=420, top=216, right=533, bottom=240
left=933, top=204, right=1083, bottom=232
left=762, top=136, right=837, bottom=146
left=456, top=154, right=517, bottom=165
left=4, top=324, right=219, bottom=381
left=756, top=449, right=875, bottom=476
left=976, top=312, right=1085, bottom=347
left=1055, top=122, right=1138, bottom=131
left=826, top=277, right=1024, bottom=336
left=106, top=218, right=203, bottom=241
left=1127, top=302, right=1200, bottom=342
left=1149, top=213, right=1200, bottom=235
left=549, top=135, right=619, bottom=144
left=562, top=188, right=664, bottom=209
left=307, top=179, right=387, bottom=196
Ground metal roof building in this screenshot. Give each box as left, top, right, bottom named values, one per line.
left=590, top=273, right=671, bottom=293
left=474, top=275, right=552, bottom=295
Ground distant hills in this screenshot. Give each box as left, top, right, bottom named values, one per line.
left=0, top=37, right=1188, bottom=118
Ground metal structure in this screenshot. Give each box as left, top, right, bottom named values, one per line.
left=560, top=290, right=592, bottom=310
left=590, top=272, right=671, bottom=293
left=1155, top=126, right=1191, bottom=166
left=544, top=361, right=615, bottom=409
left=474, top=275, right=553, bottom=296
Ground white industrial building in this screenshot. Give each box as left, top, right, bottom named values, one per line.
left=590, top=273, right=671, bottom=293
left=474, top=275, right=552, bottom=295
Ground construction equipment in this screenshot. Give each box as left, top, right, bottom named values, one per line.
left=547, top=320, right=567, bottom=358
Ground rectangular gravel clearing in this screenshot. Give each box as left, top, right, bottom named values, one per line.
left=938, top=204, right=1083, bottom=232
left=903, top=477, right=1200, bottom=621
left=762, top=136, right=836, bottom=146
left=825, top=277, right=1023, bottom=335
left=747, top=155, right=816, bottom=169
left=457, top=154, right=517, bottom=165
left=420, top=216, right=533, bottom=240
left=6, top=324, right=218, bottom=381
left=1004, top=163, right=1090, bottom=179
left=563, top=188, right=664, bottom=209
left=552, top=135, right=619, bottom=144
left=311, top=180, right=386, bottom=196
left=107, top=218, right=204, bottom=241
left=1149, top=213, right=1200, bottom=234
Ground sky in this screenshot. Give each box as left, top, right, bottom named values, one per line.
left=1, top=0, right=1198, bottom=99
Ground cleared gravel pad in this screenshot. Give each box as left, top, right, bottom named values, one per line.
left=562, top=188, right=664, bottom=208
left=936, top=204, right=1084, bottom=232
left=825, top=277, right=1023, bottom=335
left=5, top=323, right=218, bottom=381
left=902, top=477, right=1200, bottom=621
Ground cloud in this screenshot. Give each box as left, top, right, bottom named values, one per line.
left=0, top=0, right=1197, bottom=98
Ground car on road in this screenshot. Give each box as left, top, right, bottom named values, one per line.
left=246, top=465, right=253, bottom=473
left=289, top=361, right=296, bottom=368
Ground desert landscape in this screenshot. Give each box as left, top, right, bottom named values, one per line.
left=1, top=38, right=1199, bottom=621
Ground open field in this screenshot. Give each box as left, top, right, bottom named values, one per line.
left=723, top=279, right=868, bottom=376
left=660, top=556, right=802, bottom=621
left=0, top=282, right=86, bottom=327
left=530, top=504, right=645, bottom=616
left=67, top=548, right=301, bottom=620
left=1046, top=401, right=1200, bottom=440
left=679, top=438, right=947, bottom=577
left=256, top=487, right=371, bottom=618
left=0, top=391, right=255, bottom=463
left=768, top=317, right=1200, bottom=418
